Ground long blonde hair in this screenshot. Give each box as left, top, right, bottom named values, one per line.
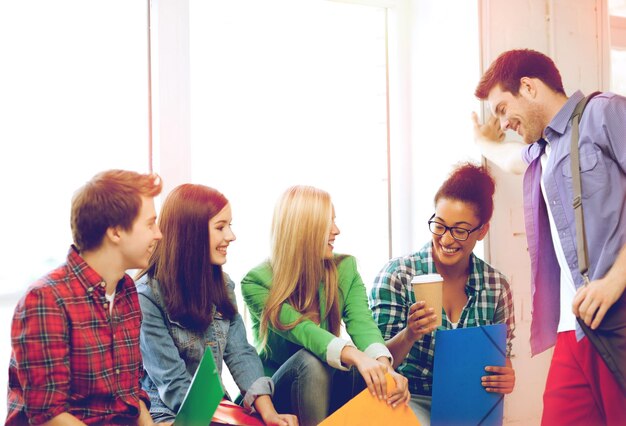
left=259, top=185, right=342, bottom=348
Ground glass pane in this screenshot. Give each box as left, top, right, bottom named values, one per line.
left=610, top=49, right=626, bottom=95
left=0, top=1, right=149, bottom=295
left=609, top=0, right=626, bottom=17
left=0, top=1, right=148, bottom=417
left=610, top=1, right=626, bottom=95
left=189, top=0, right=389, bottom=288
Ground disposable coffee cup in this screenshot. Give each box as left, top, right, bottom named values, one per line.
left=411, top=273, right=443, bottom=327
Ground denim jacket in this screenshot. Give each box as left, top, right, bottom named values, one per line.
left=136, top=274, right=273, bottom=420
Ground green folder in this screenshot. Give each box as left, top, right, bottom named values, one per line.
left=173, top=348, right=225, bottom=426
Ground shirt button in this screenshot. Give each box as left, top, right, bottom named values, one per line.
left=100, top=282, right=106, bottom=288
left=115, top=368, right=120, bottom=375
left=87, top=287, right=94, bottom=293
left=103, top=303, right=109, bottom=310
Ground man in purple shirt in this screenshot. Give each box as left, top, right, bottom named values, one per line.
left=472, top=49, right=626, bottom=425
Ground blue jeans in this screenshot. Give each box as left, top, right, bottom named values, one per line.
left=271, top=349, right=365, bottom=426
left=409, top=393, right=432, bottom=426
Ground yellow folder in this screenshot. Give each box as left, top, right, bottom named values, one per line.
left=319, top=373, right=420, bottom=426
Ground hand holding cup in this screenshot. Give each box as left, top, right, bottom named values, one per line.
left=405, top=301, right=439, bottom=342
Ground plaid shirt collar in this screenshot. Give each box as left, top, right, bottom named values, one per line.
left=424, top=242, right=484, bottom=295
left=67, top=245, right=131, bottom=296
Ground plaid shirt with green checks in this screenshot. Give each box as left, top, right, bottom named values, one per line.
left=369, top=242, right=515, bottom=396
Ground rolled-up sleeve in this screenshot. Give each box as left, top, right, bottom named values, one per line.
left=326, top=337, right=356, bottom=370
left=221, top=277, right=273, bottom=411
left=363, top=342, right=392, bottom=363
left=223, top=310, right=274, bottom=410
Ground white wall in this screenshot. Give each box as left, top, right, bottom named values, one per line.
left=477, top=1, right=609, bottom=424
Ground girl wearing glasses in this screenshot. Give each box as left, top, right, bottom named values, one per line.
left=369, top=162, right=516, bottom=426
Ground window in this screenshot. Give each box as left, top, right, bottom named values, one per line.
left=610, top=0, right=626, bottom=94
left=0, top=1, right=149, bottom=417
left=188, top=0, right=390, bottom=288
left=185, top=0, right=391, bottom=398
left=0, top=1, right=150, bottom=295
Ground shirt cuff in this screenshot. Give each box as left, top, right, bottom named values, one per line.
left=29, top=404, right=68, bottom=426
left=364, top=342, right=393, bottom=366
left=242, top=376, right=274, bottom=412
left=326, top=337, right=355, bottom=371
left=138, top=388, right=151, bottom=409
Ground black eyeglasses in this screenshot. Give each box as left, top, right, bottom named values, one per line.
left=427, top=214, right=483, bottom=242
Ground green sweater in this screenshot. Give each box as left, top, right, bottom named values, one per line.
left=241, top=255, right=390, bottom=376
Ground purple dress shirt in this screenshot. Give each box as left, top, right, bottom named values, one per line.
left=521, top=90, right=626, bottom=356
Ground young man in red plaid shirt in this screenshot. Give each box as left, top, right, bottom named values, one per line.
left=6, top=169, right=163, bottom=425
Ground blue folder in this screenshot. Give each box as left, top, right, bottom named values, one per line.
left=430, top=323, right=506, bottom=426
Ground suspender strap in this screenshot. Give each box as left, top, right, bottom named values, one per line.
left=569, top=91, right=600, bottom=278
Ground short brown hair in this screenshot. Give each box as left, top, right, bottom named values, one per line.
left=475, top=49, right=565, bottom=99
left=71, top=169, right=163, bottom=251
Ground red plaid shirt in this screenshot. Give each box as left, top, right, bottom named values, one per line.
left=6, top=246, right=150, bottom=425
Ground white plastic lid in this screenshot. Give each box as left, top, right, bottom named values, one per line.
left=410, top=273, right=443, bottom=284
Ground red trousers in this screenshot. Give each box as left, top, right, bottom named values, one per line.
left=541, top=331, right=626, bottom=426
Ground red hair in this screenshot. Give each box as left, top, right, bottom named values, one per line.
left=71, top=169, right=162, bottom=251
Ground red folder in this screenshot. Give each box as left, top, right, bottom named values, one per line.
left=211, top=400, right=265, bottom=426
